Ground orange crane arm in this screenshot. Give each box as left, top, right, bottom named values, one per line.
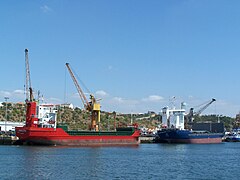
left=65, top=63, right=91, bottom=110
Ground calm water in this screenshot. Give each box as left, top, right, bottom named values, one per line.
left=0, top=143, right=239, bottom=180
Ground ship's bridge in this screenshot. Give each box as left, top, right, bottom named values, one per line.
left=37, top=104, right=57, bottom=128
left=161, top=106, right=186, bottom=130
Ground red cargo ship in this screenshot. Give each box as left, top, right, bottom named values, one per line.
left=15, top=101, right=140, bottom=146
left=15, top=49, right=140, bottom=146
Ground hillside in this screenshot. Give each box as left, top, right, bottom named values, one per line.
left=0, top=103, right=159, bottom=130
left=0, top=103, right=25, bottom=122
left=57, top=107, right=160, bottom=130
left=0, top=103, right=236, bottom=131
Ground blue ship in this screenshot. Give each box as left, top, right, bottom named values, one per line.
left=155, top=102, right=223, bottom=144
left=156, top=129, right=223, bottom=143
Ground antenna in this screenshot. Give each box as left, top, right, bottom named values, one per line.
left=37, top=90, right=40, bottom=101
left=169, top=96, right=176, bottom=109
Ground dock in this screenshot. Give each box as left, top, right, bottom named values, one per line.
left=140, top=136, right=155, bottom=143
left=0, top=135, right=19, bottom=145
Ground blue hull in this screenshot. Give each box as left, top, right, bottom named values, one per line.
left=155, top=129, right=223, bottom=144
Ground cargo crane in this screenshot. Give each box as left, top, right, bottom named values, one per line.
left=25, top=49, right=34, bottom=102
left=65, top=63, right=101, bottom=131
left=24, top=49, right=38, bottom=128
left=186, top=98, right=216, bottom=123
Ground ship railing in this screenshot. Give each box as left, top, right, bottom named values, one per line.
left=66, top=131, right=134, bottom=136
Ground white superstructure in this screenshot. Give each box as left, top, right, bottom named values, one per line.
left=37, top=104, right=57, bottom=128
left=161, top=103, right=186, bottom=130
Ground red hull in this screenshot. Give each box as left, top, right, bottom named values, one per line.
left=15, top=127, right=140, bottom=146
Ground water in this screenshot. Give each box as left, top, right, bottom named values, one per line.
left=0, top=143, right=239, bottom=180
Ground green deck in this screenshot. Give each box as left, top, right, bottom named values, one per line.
left=65, top=127, right=135, bottom=136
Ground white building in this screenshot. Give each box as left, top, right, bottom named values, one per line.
left=57, top=103, right=74, bottom=109
left=0, top=121, right=25, bottom=132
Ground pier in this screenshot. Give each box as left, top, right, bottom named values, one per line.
left=139, top=136, right=155, bottom=143
left=0, top=135, right=19, bottom=145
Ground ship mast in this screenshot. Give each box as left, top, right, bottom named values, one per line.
left=24, top=49, right=38, bottom=128
left=25, top=49, right=34, bottom=101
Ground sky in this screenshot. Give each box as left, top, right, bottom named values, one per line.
left=0, top=0, right=240, bottom=117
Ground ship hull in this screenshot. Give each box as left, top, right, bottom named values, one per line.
left=225, top=136, right=240, bottom=142
left=15, top=127, right=140, bottom=146
left=23, top=139, right=139, bottom=146
left=225, top=139, right=240, bottom=142
left=155, top=129, right=223, bottom=144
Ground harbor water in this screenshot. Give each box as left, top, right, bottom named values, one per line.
left=0, top=143, right=239, bottom=179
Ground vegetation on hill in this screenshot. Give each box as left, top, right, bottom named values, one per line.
left=0, top=103, right=25, bottom=122
left=57, top=107, right=160, bottom=131
left=0, top=103, right=236, bottom=131
left=0, top=103, right=159, bottom=130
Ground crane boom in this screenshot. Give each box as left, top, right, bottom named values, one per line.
left=65, top=63, right=91, bottom=110
left=65, top=63, right=101, bottom=131
left=25, top=49, right=34, bottom=101
left=186, top=98, right=216, bottom=123
left=25, top=49, right=29, bottom=101
left=194, top=98, right=216, bottom=116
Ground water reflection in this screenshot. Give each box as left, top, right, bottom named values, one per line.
left=0, top=143, right=239, bottom=179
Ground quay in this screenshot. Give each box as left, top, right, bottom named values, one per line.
left=139, top=136, right=155, bottom=143
left=0, top=135, right=19, bottom=145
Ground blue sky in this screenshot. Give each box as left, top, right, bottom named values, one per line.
left=1, top=0, right=240, bottom=117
